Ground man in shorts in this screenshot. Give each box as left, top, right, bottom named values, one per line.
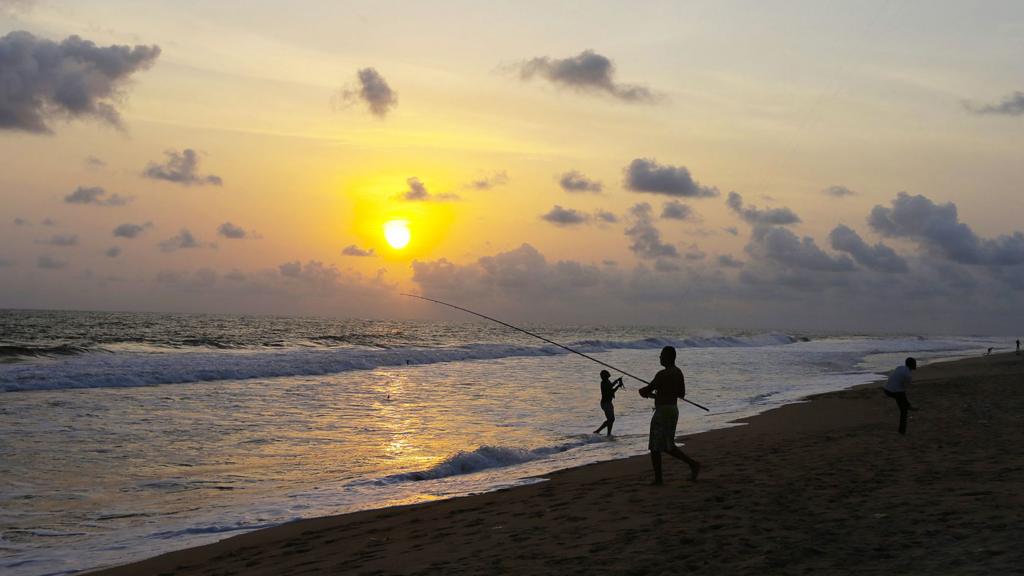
left=593, top=370, right=624, bottom=436
left=638, top=346, right=701, bottom=485
left=883, top=357, right=917, bottom=435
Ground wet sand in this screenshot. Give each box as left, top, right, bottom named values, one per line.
left=90, top=353, right=1024, bottom=575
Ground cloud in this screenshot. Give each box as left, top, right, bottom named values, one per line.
left=105, top=246, right=121, bottom=258
left=515, top=50, right=656, bottom=103
left=558, top=170, right=603, bottom=193
left=626, top=203, right=678, bottom=259
left=828, top=224, right=908, bottom=273
left=64, top=186, right=131, bottom=206
left=684, top=244, right=706, bottom=261
left=143, top=149, right=223, bottom=186
left=726, top=192, right=801, bottom=226
left=869, top=192, right=1024, bottom=266
left=337, top=67, right=397, bottom=118
left=747, top=225, right=854, bottom=272
left=717, top=254, right=744, bottom=268
left=36, top=233, right=78, bottom=246
left=85, top=156, right=106, bottom=168
left=661, top=201, right=696, bottom=221
left=113, top=222, right=151, bottom=238
left=964, top=91, right=1024, bottom=116
left=624, top=159, right=719, bottom=198
left=342, top=244, right=375, bottom=257
left=156, top=268, right=218, bottom=291
left=822, top=185, right=856, bottom=198
left=541, top=205, right=589, bottom=226
left=466, top=171, right=509, bottom=190
left=13, top=217, right=29, bottom=226
left=594, top=210, right=618, bottom=223
left=398, top=177, right=459, bottom=202
left=41, top=217, right=56, bottom=226
left=159, top=228, right=212, bottom=252
left=724, top=226, right=739, bottom=236
left=0, top=257, right=15, bottom=267
left=0, top=30, right=160, bottom=133
left=217, top=222, right=248, bottom=239
left=37, top=255, right=66, bottom=269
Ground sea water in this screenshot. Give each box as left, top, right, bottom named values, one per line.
left=0, top=310, right=1002, bottom=575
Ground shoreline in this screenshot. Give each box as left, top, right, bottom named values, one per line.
left=88, top=352, right=1024, bottom=575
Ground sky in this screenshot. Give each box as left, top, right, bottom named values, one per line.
left=1, top=0, right=1023, bottom=333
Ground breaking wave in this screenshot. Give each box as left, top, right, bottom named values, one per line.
left=0, top=333, right=798, bottom=393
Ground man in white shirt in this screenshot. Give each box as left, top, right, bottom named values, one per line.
left=883, top=357, right=916, bottom=435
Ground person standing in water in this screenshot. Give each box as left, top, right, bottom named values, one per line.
left=593, top=370, right=624, bottom=436
left=883, top=357, right=917, bottom=435
left=638, top=346, right=700, bottom=484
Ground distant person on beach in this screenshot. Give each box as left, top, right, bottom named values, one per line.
left=883, top=357, right=917, bottom=435
left=985, top=348, right=994, bottom=356
left=593, top=370, right=624, bottom=436
left=638, top=346, right=701, bottom=484
left=1017, top=339, right=1020, bottom=355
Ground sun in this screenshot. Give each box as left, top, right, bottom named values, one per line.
left=383, top=219, right=411, bottom=249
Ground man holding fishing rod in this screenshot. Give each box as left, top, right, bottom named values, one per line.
left=639, top=346, right=701, bottom=485
left=593, top=370, right=624, bottom=436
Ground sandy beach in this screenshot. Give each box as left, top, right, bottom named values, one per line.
left=89, top=353, right=1024, bottom=576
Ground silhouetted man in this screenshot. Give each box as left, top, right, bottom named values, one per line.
left=1017, top=339, right=1020, bottom=355
left=593, top=370, right=624, bottom=436
left=639, top=346, right=700, bottom=484
left=883, top=357, right=916, bottom=435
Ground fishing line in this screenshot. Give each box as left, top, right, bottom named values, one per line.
left=402, top=293, right=710, bottom=412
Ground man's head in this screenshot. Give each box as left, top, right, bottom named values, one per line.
left=600, top=370, right=610, bottom=380
left=660, top=346, right=677, bottom=367
left=905, top=357, right=917, bottom=370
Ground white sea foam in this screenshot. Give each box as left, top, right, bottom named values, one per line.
left=0, top=333, right=798, bottom=392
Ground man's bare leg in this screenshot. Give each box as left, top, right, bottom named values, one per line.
left=667, top=446, right=701, bottom=481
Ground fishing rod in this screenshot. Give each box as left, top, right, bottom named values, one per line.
left=401, top=293, right=710, bottom=412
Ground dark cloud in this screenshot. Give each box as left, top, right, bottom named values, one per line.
left=727, top=192, right=801, bottom=226
left=13, top=217, right=29, bottom=226
left=159, top=228, right=211, bottom=252
left=113, top=222, right=151, bottom=238
left=342, top=244, right=375, bottom=257
left=684, top=245, right=706, bottom=261
left=717, top=254, right=744, bottom=268
left=398, top=177, right=459, bottom=202
left=0, top=30, right=160, bottom=133
left=37, top=255, right=66, bottom=269
left=143, top=149, right=223, bottom=186
left=964, top=91, right=1024, bottom=116
left=467, top=171, right=509, bottom=190
left=747, top=225, right=854, bottom=272
left=829, top=224, right=908, bottom=273
left=624, top=159, right=719, bottom=198
left=278, top=261, right=302, bottom=277
left=105, top=246, right=121, bottom=258
left=217, top=222, right=247, bottom=239
left=64, top=186, right=131, bottom=206
left=869, top=192, right=1024, bottom=266
left=822, top=185, right=856, bottom=198
left=626, top=203, right=678, bottom=259
left=661, top=201, right=696, bottom=221
left=594, top=210, right=618, bottom=223
left=541, top=205, right=589, bottom=226
left=515, top=50, right=656, bottom=103
left=36, top=233, right=78, bottom=246
left=337, top=67, right=397, bottom=118
left=558, top=170, right=603, bottom=193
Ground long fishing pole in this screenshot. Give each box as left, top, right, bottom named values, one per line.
left=401, top=293, right=710, bottom=412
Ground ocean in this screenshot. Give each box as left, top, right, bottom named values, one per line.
left=0, top=310, right=1002, bottom=575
